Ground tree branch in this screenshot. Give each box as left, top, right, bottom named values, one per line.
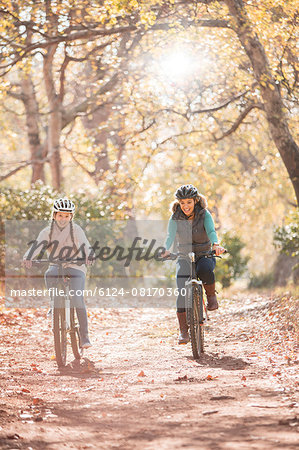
left=58, top=51, right=70, bottom=102
left=214, top=103, right=264, bottom=141
left=6, top=90, right=25, bottom=101
left=191, top=84, right=257, bottom=115
left=62, top=73, right=119, bottom=128
left=0, top=162, right=31, bottom=181
left=0, top=155, right=49, bottom=182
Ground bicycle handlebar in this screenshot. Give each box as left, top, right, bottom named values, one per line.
left=161, top=249, right=227, bottom=261
left=28, top=258, right=90, bottom=266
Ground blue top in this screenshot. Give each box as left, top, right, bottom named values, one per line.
left=164, top=210, right=218, bottom=250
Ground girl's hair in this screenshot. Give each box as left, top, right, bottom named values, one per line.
left=48, top=218, right=55, bottom=250
left=69, top=221, right=77, bottom=252
left=48, top=213, right=77, bottom=252
left=170, top=194, right=208, bottom=213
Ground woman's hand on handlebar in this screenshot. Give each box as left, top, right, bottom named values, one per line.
left=212, top=243, right=226, bottom=256
left=160, top=249, right=170, bottom=258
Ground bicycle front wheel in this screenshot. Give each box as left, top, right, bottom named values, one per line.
left=189, top=284, right=204, bottom=359
left=70, top=308, right=81, bottom=360
left=53, top=307, right=67, bottom=367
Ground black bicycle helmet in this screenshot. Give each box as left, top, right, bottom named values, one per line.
left=175, top=184, right=198, bottom=199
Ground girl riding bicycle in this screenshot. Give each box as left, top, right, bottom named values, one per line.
left=23, top=198, right=93, bottom=349
left=162, top=184, right=225, bottom=344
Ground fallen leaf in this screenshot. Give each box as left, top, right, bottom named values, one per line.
left=210, top=396, right=235, bottom=401
left=203, top=410, right=219, bottom=416
left=174, top=375, right=188, bottom=382
left=138, top=370, right=146, bottom=377
left=7, top=433, right=21, bottom=440
left=34, top=416, right=43, bottom=422
left=206, top=375, right=218, bottom=381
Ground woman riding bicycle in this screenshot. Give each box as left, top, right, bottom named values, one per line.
left=162, top=184, right=225, bottom=344
left=23, top=198, right=93, bottom=349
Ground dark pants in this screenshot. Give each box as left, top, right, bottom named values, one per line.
left=176, top=256, right=216, bottom=313
left=45, top=266, right=89, bottom=339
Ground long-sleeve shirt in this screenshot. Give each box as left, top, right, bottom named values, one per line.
left=23, top=222, right=91, bottom=274
left=164, top=210, right=218, bottom=251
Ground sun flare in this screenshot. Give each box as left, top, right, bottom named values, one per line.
left=159, top=50, right=194, bottom=79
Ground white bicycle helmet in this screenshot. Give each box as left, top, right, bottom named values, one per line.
left=53, top=198, right=75, bottom=213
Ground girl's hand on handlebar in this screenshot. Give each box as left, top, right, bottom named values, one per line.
left=22, top=259, right=32, bottom=269
left=212, top=244, right=226, bottom=256
left=160, top=249, right=170, bottom=258
left=86, top=256, right=94, bottom=266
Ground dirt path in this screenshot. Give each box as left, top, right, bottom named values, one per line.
left=0, top=293, right=298, bottom=449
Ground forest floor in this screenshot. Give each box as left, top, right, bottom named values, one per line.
left=0, top=291, right=298, bottom=449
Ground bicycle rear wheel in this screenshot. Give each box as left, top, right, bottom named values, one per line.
left=53, top=307, right=67, bottom=367
left=189, top=284, right=204, bottom=359
left=70, top=308, right=81, bottom=360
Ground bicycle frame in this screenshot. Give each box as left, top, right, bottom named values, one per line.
left=179, top=251, right=208, bottom=323
left=162, top=249, right=226, bottom=358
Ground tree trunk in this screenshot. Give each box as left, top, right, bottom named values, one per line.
left=82, top=104, right=112, bottom=184
left=224, top=0, right=299, bottom=205
left=43, top=43, right=62, bottom=190
left=21, top=75, right=46, bottom=184
left=48, top=101, right=62, bottom=191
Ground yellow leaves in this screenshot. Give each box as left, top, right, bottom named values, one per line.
left=259, top=73, right=276, bottom=91
left=129, top=0, right=139, bottom=8
left=140, top=11, right=156, bottom=28
left=109, top=16, right=118, bottom=26
left=260, top=80, right=276, bottom=91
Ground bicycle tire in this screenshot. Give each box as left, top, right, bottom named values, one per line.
left=185, top=284, right=193, bottom=328
left=53, top=307, right=67, bottom=367
left=70, top=308, right=81, bottom=360
left=189, top=284, right=204, bottom=359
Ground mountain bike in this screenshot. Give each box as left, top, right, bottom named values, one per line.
left=32, top=258, right=86, bottom=367
left=163, top=250, right=224, bottom=359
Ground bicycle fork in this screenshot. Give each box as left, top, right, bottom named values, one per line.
left=65, top=285, right=71, bottom=331
left=185, top=278, right=208, bottom=325
left=49, top=286, right=71, bottom=331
